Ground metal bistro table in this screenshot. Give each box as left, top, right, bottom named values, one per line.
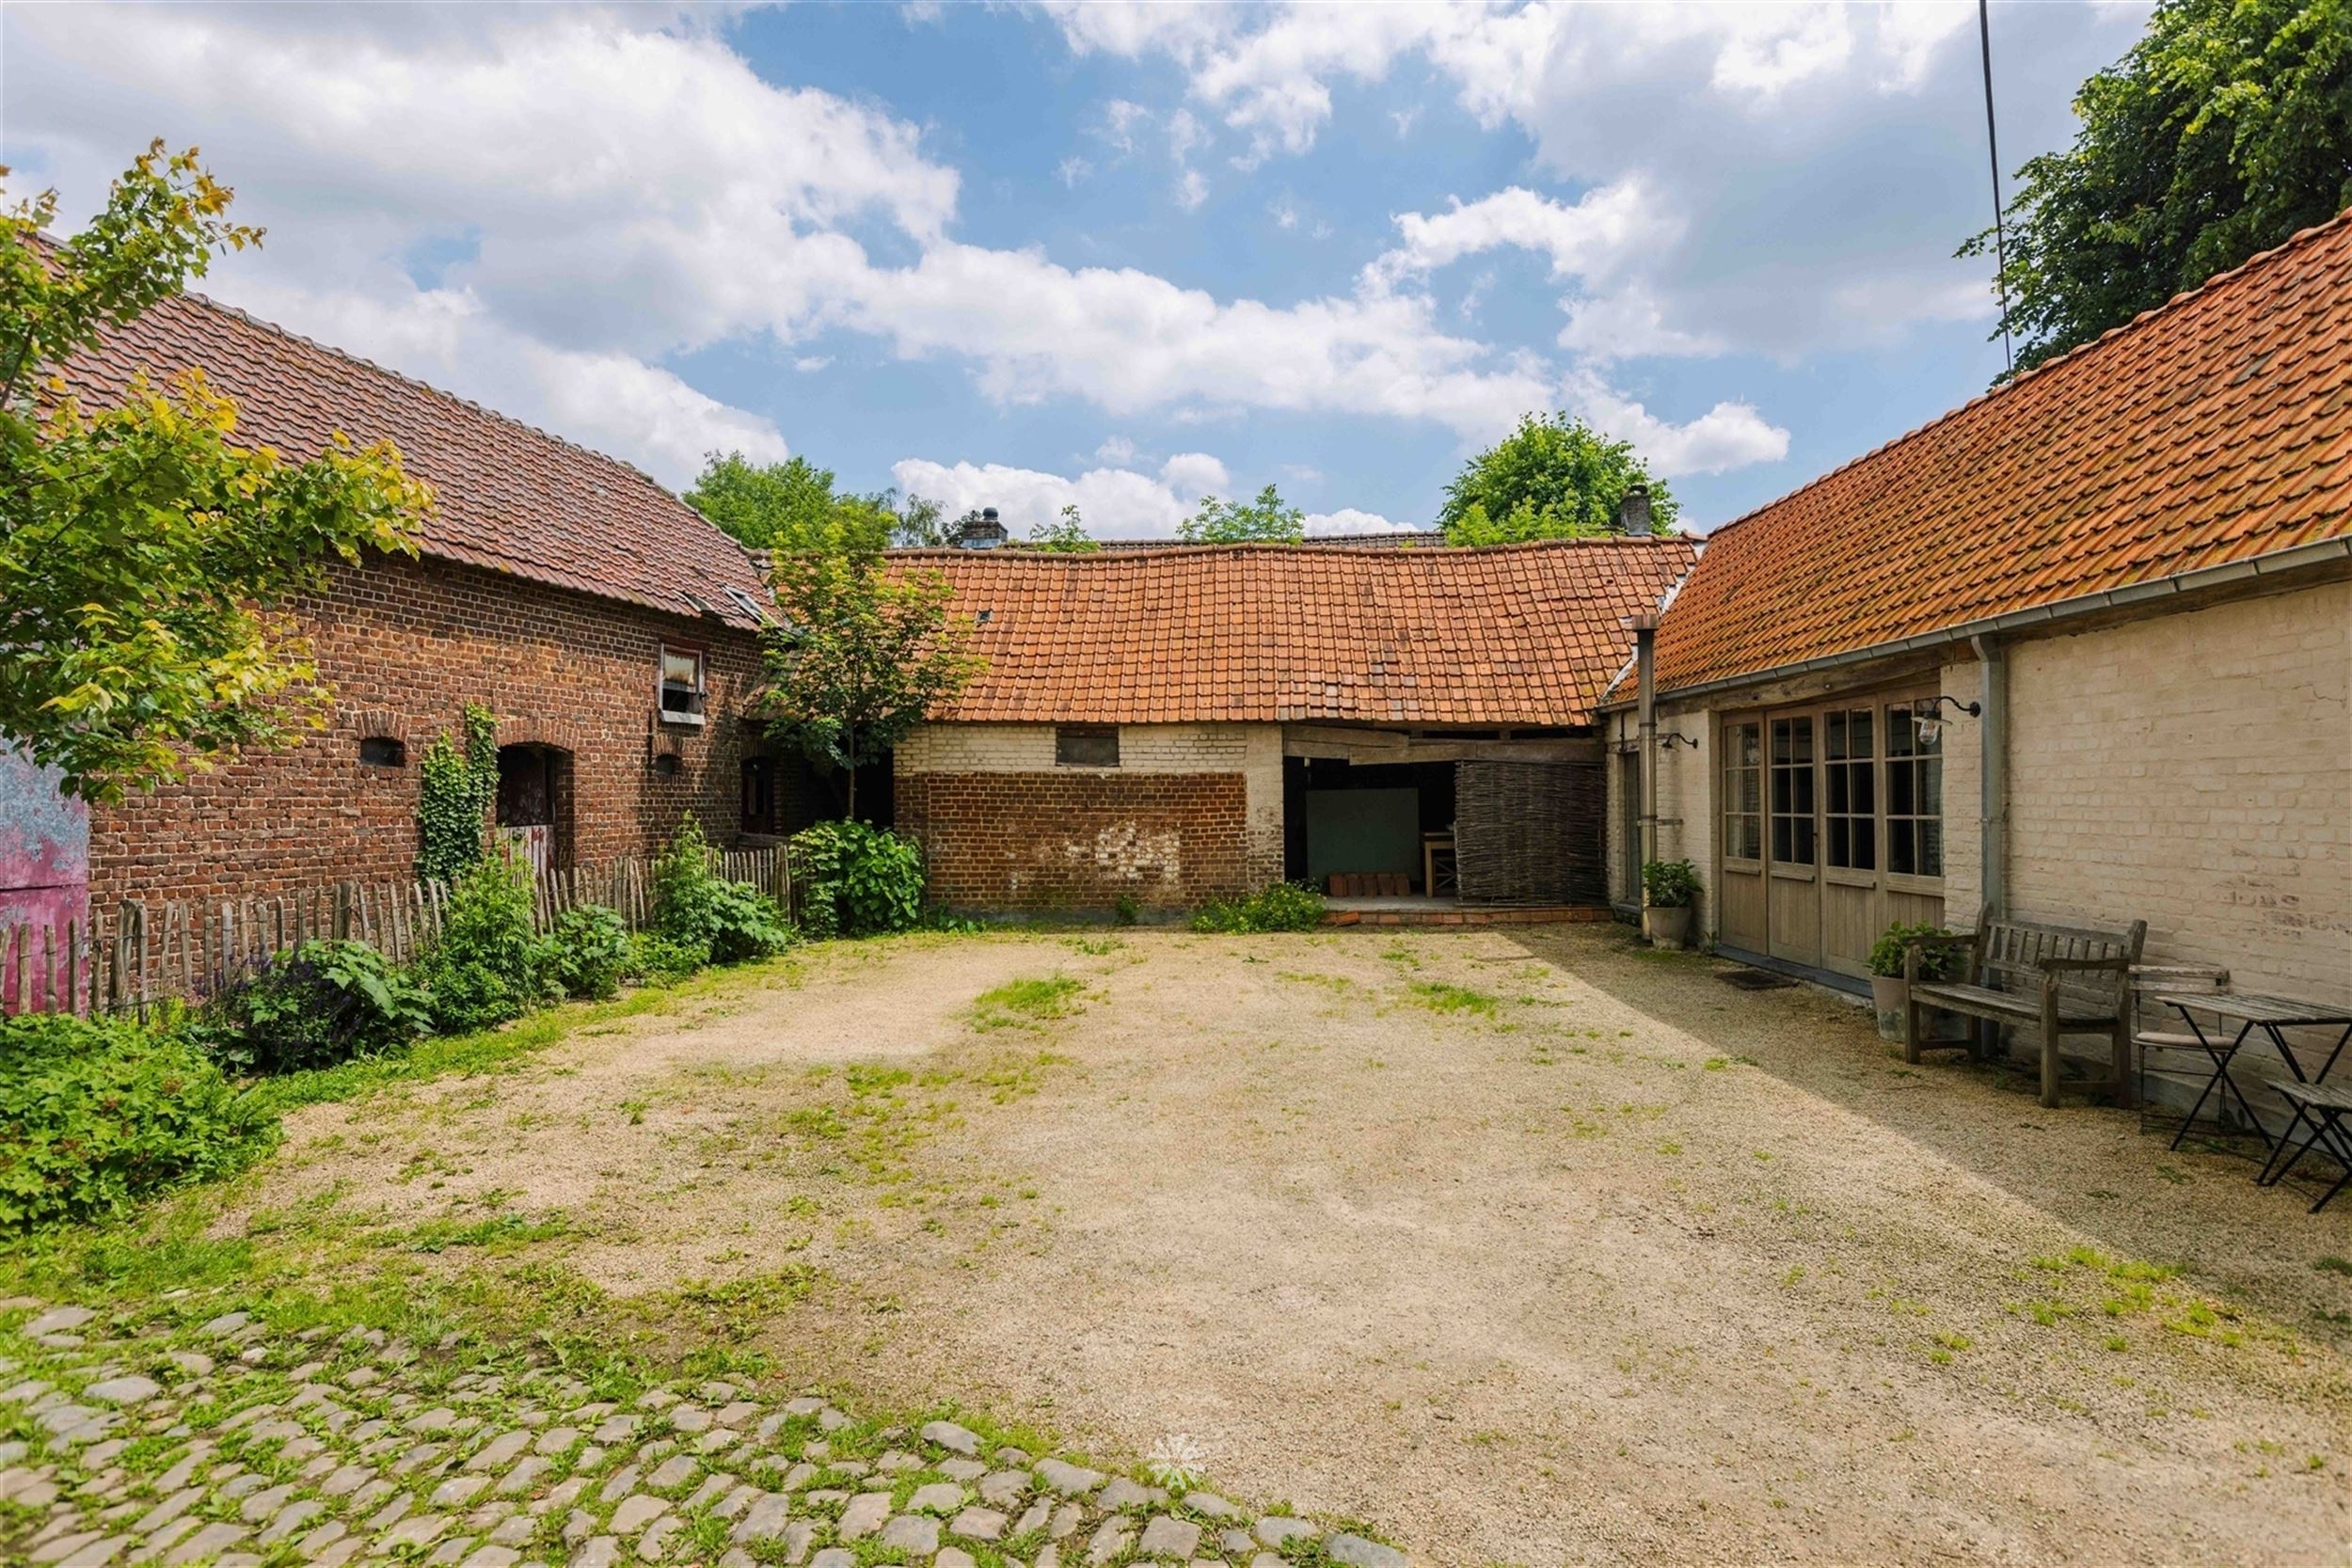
left=2153, top=990, right=2352, bottom=1154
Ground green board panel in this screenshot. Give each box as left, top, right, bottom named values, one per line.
left=1304, top=787, right=1421, bottom=885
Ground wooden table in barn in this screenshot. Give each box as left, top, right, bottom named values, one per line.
left=2152, top=990, right=2352, bottom=1155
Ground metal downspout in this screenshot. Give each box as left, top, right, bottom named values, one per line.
left=1972, top=633, right=2007, bottom=922
left=1634, top=618, right=1659, bottom=889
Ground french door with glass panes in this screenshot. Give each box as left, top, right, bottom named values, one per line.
left=1716, top=689, right=1947, bottom=978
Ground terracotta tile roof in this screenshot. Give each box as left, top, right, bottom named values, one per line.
left=891, top=539, right=1697, bottom=726
left=1655, top=208, right=2352, bottom=694
left=55, top=288, right=771, bottom=629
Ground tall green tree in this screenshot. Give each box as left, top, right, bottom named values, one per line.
left=1438, top=413, right=1676, bottom=545
left=1177, top=483, right=1305, bottom=544
left=0, top=143, right=432, bottom=803
left=755, top=537, right=983, bottom=820
left=1963, top=0, right=2352, bottom=376
left=1025, top=502, right=1099, bottom=553
left=685, top=451, right=942, bottom=552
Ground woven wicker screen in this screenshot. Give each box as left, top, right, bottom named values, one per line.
left=1454, top=759, right=1607, bottom=906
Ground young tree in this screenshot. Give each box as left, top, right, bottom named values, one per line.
left=755, top=541, right=983, bottom=820
left=0, top=143, right=432, bottom=803
left=1025, top=502, right=1099, bottom=553
left=1177, top=483, right=1305, bottom=544
left=1437, top=413, right=1676, bottom=545
left=1963, top=0, right=2352, bottom=376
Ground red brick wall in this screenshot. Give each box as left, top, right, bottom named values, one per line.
left=87, top=554, right=765, bottom=907
left=897, top=771, right=1250, bottom=911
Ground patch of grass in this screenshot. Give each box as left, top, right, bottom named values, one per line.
left=1406, top=981, right=1499, bottom=1018
left=970, top=975, right=1088, bottom=1032
left=2314, top=1256, right=2352, bottom=1277
left=401, top=1210, right=572, bottom=1255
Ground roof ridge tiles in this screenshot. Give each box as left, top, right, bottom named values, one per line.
left=886, top=534, right=1700, bottom=562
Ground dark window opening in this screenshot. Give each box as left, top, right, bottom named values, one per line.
left=358, top=736, right=406, bottom=768
left=651, top=752, right=683, bottom=778
left=742, top=756, right=778, bottom=835
left=1055, top=724, right=1120, bottom=768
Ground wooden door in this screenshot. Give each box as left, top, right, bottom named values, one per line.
left=1765, top=712, right=1821, bottom=967
left=1716, top=718, right=1768, bottom=952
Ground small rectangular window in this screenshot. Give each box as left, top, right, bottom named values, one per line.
left=1055, top=724, right=1120, bottom=768
left=660, top=645, right=707, bottom=723
left=358, top=736, right=405, bottom=768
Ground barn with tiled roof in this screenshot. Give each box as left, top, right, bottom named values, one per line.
left=887, top=530, right=1696, bottom=914
left=55, top=284, right=779, bottom=907
left=1605, top=211, right=2351, bottom=1060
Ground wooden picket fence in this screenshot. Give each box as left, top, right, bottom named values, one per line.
left=0, top=845, right=792, bottom=1022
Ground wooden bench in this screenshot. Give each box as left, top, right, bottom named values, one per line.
left=1904, top=907, right=2147, bottom=1109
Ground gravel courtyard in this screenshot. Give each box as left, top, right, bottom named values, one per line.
left=225, top=924, right=2348, bottom=1565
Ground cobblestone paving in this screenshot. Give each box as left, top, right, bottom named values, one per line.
left=0, top=1301, right=1406, bottom=1568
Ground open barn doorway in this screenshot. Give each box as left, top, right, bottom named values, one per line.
left=1283, top=757, right=1455, bottom=896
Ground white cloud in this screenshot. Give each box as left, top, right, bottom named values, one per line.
left=834, top=239, right=1558, bottom=440
left=8, top=0, right=1821, bottom=502
left=1040, top=0, right=2123, bottom=362
left=1555, top=285, right=1724, bottom=362
left=1093, top=435, right=1137, bottom=465
left=893, top=456, right=1200, bottom=539
left=1157, top=451, right=1230, bottom=499
left=1365, top=180, right=1673, bottom=292
left=792, top=354, right=834, bottom=372
left=1304, top=507, right=1414, bottom=536
left=1057, top=155, right=1093, bottom=187
left=225, top=277, right=789, bottom=486
left=1564, top=367, right=1788, bottom=478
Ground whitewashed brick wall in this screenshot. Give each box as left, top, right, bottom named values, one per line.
left=2002, top=581, right=2350, bottom=1002
left=896, top=721, right=1285, bottom=884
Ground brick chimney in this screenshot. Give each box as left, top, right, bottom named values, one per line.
left=955, top=506, right=1009, bottom=550
left=1616, top=484, right=1653, bottom=537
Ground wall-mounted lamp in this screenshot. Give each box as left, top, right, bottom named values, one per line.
left=1915, top=694, right=1981, bottom=744
left=1657, top=732, right=1702, bottom=751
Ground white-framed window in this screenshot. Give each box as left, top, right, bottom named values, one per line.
left=659, top=644, right=707, bottom=724
left=1055, top=724, right=1120, bottom=768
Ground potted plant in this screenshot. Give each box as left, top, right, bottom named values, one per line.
left=1641, top=860, right=1699, bottom=949
left=1867, top=921, right=1955, bottom=1039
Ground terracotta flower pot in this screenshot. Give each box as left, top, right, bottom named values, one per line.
left=1643, top=905, right=1692, bottom=950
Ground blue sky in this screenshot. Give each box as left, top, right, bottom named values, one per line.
left=2, top=2, right=2149, bottom=537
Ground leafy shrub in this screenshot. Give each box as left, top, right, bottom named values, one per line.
left=790, top=820, right=926, bottom=938
left=1869, top=921, right=1961, bottom=980
left=705, top=881, right=793, bottom=964
left=185, top=939, right=431, bottom=1076
left=0, top=1013, right=275, bottom=1230
left=650, top=814, right=723, bottom=947
left=1190, top=880, right=1326, bottom=934
left=546, top=905, right=631, bottom=1000
left=626, top=932, right=708, bottom=985
left=417, top=855, right=553, bottom=1034
left=650, top=815, right=792, bottom=962
left=1642, top=859, right=1701, bottom=909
